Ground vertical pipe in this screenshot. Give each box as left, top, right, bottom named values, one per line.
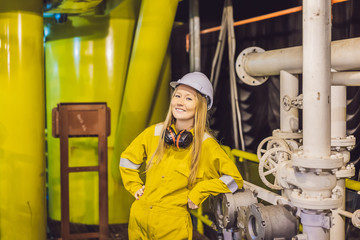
left=330, top=86, right=347, bottom=240
left=302, top=0, right=331, bottom=157
left=301, top=1, right=331, bottom=239
left=0, top=0, right=46, bottom=239
left=189, top=0, right=201, bottom=72
left=331, top=86, right=346, bottom=139
left=280, top=71, right=299, bottom=132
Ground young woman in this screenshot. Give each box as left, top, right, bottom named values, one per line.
left=119, top=72, right=243, bottom=239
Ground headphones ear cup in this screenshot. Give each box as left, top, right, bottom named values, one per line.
left=164, top=127, right=176, bottom=145
left=177, top=130, right=193, bottom=148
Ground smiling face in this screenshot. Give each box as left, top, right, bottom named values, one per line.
left=171, top=84, right=197, bottom=131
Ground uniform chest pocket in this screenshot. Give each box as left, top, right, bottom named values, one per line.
left=164, top=163, right=189, bottom=189
left=174, top=163, right=190, bottom=178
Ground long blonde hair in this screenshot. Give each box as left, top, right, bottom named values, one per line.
left=147, top=88, right=209, bottom=187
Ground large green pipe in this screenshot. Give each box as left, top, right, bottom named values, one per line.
left=112, top=0, right=179, bottom=168
left=46, top=1, right=142, bottom=224
left=0, top=0, right=46, bottom=239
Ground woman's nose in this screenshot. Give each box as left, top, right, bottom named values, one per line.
left=176, top=97, right=184, bottom=105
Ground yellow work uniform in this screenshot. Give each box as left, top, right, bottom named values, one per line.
left=120, top=123, right=243, bottom=240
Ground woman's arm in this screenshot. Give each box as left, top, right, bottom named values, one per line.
left=188, top=141, right=243, bottom=206
left=119, top=126, right=153, bottom=197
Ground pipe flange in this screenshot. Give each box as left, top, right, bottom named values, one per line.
left=331, top=135, right=356, bottom=150
left=235, top=47, right=269, bottom=86
left=289, top=190, right=342, bottom=209
left=335, top=164, right=355, bottom=178
left=292, top=151, right=343, bottom=169
left=214, top=190, right=258, bottom=230
left=272, top=129, right=303, bottom=140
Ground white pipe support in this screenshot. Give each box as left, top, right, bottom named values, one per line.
left=236, top=38, right=360, bottom=80
left=332, top=72, right=360, bottom=86
left=330, top=179, right=346, bottom=240
left=280, top=71, right=299, bottom=132
left=300, top=210, right=331, bottom=240
left=336, top=208, right=353, bottom=219
left=331, top=86, right=347, bottom=139
left=302, top=0, right=331, bottom=158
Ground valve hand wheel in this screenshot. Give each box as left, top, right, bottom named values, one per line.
left=257, top=136, right=290, bottom=170
left=258, top=147, right=292, bottom=190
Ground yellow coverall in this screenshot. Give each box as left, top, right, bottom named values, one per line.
left=120, top=123, right=243, bottom=239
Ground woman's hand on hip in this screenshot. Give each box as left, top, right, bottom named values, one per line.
left=187, top=198, right=199, bottom=209
left=134, top=185, right=145, bottom=200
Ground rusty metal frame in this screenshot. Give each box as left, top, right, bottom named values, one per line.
left=52, top=102, right=110, bottom=240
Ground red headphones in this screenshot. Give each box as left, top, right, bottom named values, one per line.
left=164, top=126, right=193, bottom=149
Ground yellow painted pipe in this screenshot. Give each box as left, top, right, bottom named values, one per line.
left=345, top=179, right=360, bottom=191
left=0, top=0, right=46, bottom=239
left=190, top=209, right=215, bottom=229
left=46, top=2, right=140, bottom=224
left=231, top=149, right=259, bottom=163
left=112, top=0, right=179, bottom=173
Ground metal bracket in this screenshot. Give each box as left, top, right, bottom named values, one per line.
left=300, top=211, right=332, bottom=229
left=282, top=94, right=303, bottom=111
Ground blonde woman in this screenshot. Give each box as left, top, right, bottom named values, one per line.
left=119, top=72, right=243, bottom=239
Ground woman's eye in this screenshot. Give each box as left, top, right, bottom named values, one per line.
left=174, top=94, right=180, bottom=98
left=186, top=97, right=193, bottom=101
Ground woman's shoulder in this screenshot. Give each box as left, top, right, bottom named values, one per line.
left=144, top=122, right=164, bottom=136
left=202, top=131, right=220, bottom=147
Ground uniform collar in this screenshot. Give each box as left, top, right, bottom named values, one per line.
left=171, top=123, right=194, bottom=135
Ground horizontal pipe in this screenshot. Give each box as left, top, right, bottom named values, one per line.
left=345, top=179, right=360, bottom=191
left=332, top=72, right=360, bottom=86
left=337, top=209, right=353, bottom=219
left=231, top=149, right=259, bottom=163
left=244, top=38, right=360, bottom=77
left=190, top=210, right=215, bottom=228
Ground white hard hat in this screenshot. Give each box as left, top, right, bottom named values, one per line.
left=170, top=72, right=214, bottom=110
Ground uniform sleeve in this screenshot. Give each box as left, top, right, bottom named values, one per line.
left=188, top=141, right=243, bottom=206
left=119, top=126, right=152, bottom=197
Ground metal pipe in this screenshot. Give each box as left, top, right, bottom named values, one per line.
left=330, top=179, right=346, bottom=240
left=331, top=86, right=347, bottom=139
left=231, top=149, right=259, bottom=163
left=226, top=0, right=242, bottom=150
left=298, top=0, right=332, bottom=239
left=330, top=86, right=347, bottom=240
left=190, top=210, right=215, bottom=228
left=243, top=37, right=360, bottom=77
left=302, top=0, right=331, bottom=158
left=0, top=1, right=46, bottom=239
left=346, top=179, right=360, bottom=191
left=337, top=209, right=354, bottom=219
left=189, top=0, right=201, bottom=72
left=280, top=71, right=299, bottom=132
left=332, top=72, right=360, bottom=86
